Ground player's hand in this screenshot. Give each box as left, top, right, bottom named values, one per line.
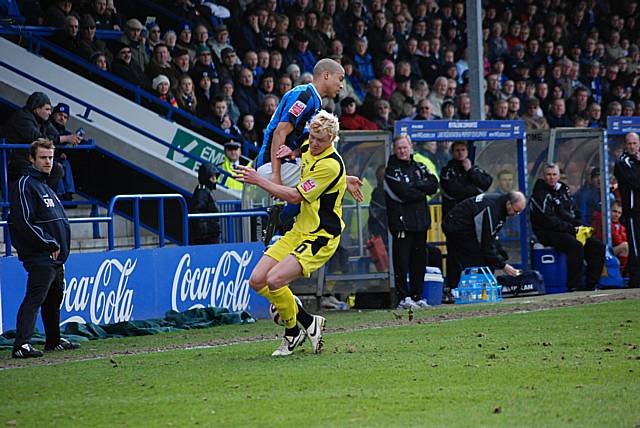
left=234, top=165, right=260, bottom=185
left=462, top=158, right=472, bottom=171
left=503, top=264, right=519, bottom=277
left=276, top=145, right=295, bottom=160
left=51, top=249, right=60, bottom=260
left=346, top=175, right=364, bottom=202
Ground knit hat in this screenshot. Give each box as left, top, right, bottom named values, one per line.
left=623, top=100, right=636, bottom=110
left=152, top=74, right=170, bottom=90
left=25, top=92, right=51, bottom=110
left=195, top=43, right=211, bottom=56
left=52, top=102, right=70, bottom=116
left=80, top=14, right=96, bottom=29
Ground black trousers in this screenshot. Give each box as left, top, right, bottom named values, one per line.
left=426, top=244, right=443, bottom=272
left=392, top=230, right=427, bottom=300
left=445, top=232, right=489, bottom=289
left=625, top=214, right=640, bottom=286
left=536, top=231, right=605, bottom=291
left=14, top=263, right=65, bottom=348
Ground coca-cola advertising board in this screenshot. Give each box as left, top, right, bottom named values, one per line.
left=0, top=243, right=269, bottom=334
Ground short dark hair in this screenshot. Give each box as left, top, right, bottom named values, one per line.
left=29, top=138, right=54, bottom=159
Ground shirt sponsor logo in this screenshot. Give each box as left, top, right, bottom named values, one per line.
left=301, top=179, right=316, bottom=192
left=289, top=100, right=307, bottom=117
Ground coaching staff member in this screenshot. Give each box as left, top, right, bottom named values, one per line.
left=8, top=139, right=78, bottom=358
left=443, top=192, right=525, bottom=290
left=384, top=134, right=439, bottom=309
left=614, top=132, right=640, bottom=287
left=530, top=163, right=605, bottom=291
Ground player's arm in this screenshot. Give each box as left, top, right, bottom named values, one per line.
left=235, top=165, right=303, bottom=204
left=270, top=122, right=294, bottom=185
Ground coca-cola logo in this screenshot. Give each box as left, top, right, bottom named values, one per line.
left=171, top=250, right=253, bottom=312
left=61, top=258, right=136, bottom=325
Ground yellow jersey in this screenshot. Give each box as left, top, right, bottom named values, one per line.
left=294, top=141, right=347, bottom=237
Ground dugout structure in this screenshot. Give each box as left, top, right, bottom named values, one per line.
left=241, top=131, right=393, bottom=305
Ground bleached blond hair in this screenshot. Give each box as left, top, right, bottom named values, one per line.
left=309, top=110, right=340, bottom=144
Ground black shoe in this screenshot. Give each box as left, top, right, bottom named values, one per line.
left=44, top=338, right=80, bottom=352
left=263, top=204, right=284, bottom=245
left=442, top=288, right=455, bottom=304
left=12, top=343, right=43, bottom=359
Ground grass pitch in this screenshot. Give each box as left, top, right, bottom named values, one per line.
left=1, top=294, right=638, bottom=427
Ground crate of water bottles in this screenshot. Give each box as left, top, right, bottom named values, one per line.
left=453, top=266, right=503, bottom=304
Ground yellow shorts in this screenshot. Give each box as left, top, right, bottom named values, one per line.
left=265, top=230, right=340, bottom=277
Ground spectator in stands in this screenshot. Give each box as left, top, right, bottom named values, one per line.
left=217, top=141, right=247, bottom=193
left=192, top=24, right=211, bottom=51
left=240, top=7, right=268, bottom=54
left=120, top=19, right=149, bottom=72
left=587, top=102, right=603, bottom=128
left=146, top=43, right=177, bottom=87
left=456, top=93, right=471, bottom=120
left=44, top=0, right=78, bottom=27
left=492, top=99, right=510, bottom=120
left=250, top=94, right=277, bottom=138
left=258, top=71, right=277, bottom=99
left=359, top=79, right=384, bottom=119
left=389, top=75, right=414, bottom=119
left=145, top=22, right=162, bottom=54
left=337, top=58, right=364, bottom=105
left=163, top=31, right=178, bottom=53
left=530, top=163, right=605, bottom=291
left=151, top=74, right=177, bottom=108
left=339, top=97, right=378, bottom=130
left=523, top=98, right=549, bottom=130
left=90, top=51, right=109, bottom=71
left=507, top=96, right=521, bottom=120
left=441, top=99, right=456, bottom=120
left=192, top=44, right=219, bottom=86
left=592, top=200, right=628, bottom=275
left=48, top=103, right=79, bottom=202
left=384, top=134, right=438, bottom=310
left=189, top=162, right=220, bottom=245
left=51, top=15, right=81, bottom=56
left=211, top=24, right=235, bottom=65
left=77, top=14, right=111, bottom=63
left=194, top=70, right=214, bottom=118
left=607, top=101, right=623, bottom=117
left=221, top=79, right=241, bottom=124
left=217, top=47, right=240, bottom=83
left=414, top=100, right=439, bottom=121
left=440, top=140, right=492, bottom=218
left=378, top=60, right=396, bottom=100
left=175, top=75, right=198, bottom=117
left=353, top=37, right=375, bottom=86
left=622, top=100, right=636, bottom=116
left=233, top=68, right=261, bottom=116
left=111, top=42, right=148, bottom=90
left=175, top=23, right=195, bottom=61
left=3, top=92, right=79, bottom=185
left=373, top=99, right=394, bottom=131
left=88, top=0, right=120, bottom=30
left=547, top=99, right=573, bottom=128
left=238, top=114, right=260, bottom=158
left=171, top=48, right=191, bottom=78
left=568, top=87, right=591, bottom=120
left=291, top=31, right=317, bottom=74
left=443, top=192, right=524, bottom=295
left=8, top=139, right=78, bottom=359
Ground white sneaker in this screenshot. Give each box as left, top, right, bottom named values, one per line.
left=414, top=299, right=431, bottom=308
left=271, top=330, right=306, bottom=356
left=397, top=297, right=420, bottom=310
left=305, top=315, right=326, bottom=354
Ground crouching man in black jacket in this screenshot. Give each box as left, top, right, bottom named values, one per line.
left=8, top=139, right=78, bottom=358
left=530, top=163, right=605, bottom=291
left=443, top=192, right=525, bottom=290
left=385, top=134, right=439, bottom=309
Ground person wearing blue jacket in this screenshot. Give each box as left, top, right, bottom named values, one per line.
left=8, top=139, right=78, bottom=358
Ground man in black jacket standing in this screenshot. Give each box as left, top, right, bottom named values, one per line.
left=530, top=163, right=605, bottom=291
left=443, top=192, right=525, bottom=290
left=440, top=141, right=492, bottom=296
left=385, top=134, right=439, bottom=309
left=189, top=162, right=220, bottom=245
left=8, top=139, right=78, bottom=358
left=614, top=132, right=640, bottom=288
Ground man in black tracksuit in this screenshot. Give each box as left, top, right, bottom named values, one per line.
left=443, top=192, right=524, bottom=290
left=440, top=141, right=492, bottom=291
left=8, top=139, right=77, bottom=358
left=530, top=163, right=605, bottom=291
left=189, top=162, right=221, bottom=245
left=614, top=132, right=640, bottom=287
left=384, top=135, right=439, bottom=309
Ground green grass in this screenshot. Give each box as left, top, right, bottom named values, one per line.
left=1, top=299, right=639, bottom=427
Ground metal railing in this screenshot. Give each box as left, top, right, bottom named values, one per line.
left=0, top=193, right=268, bottom=256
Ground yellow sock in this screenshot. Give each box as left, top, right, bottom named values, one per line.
left=257, top=285, right=271, bottom=300
left=270, top=286, right=298, bottom=329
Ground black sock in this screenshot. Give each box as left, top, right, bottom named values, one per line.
left=285, top=325, right=300, bottom=337
left=296, top=302, right=314, bottom=329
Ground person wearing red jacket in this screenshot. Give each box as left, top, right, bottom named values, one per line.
left=339, top=97, right=378, bottom=131
left=592, top=200, right=629, bottom=275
